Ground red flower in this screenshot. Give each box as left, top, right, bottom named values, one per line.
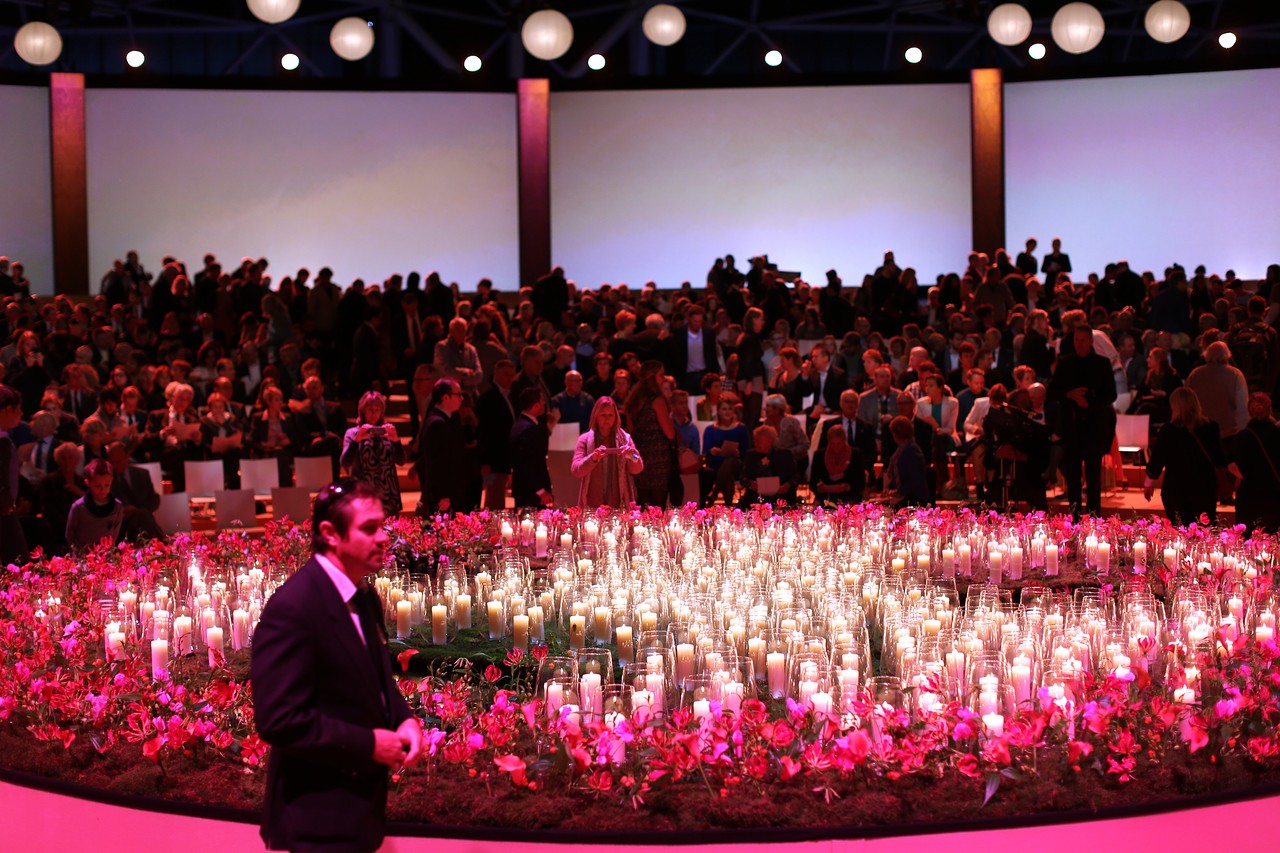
left=778, top=755, right=802, bottom=781
left=397, top=648, right=419, bottom=672
left=530, top=644, right=549, bottom=662
left=484, top=664, right=503, bottom=683
left=504, top=647, right=524, bottom=667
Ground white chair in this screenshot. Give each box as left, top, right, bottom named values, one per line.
left=549, top=423, right=580, bottom=453
left=155, top=492, right=191, bottom=535
left=215, top=489, right=258, bottom=529
left=137, top=461, right=164, bottom=496
left=293, top=455, right=333, bottom=491
left=808, top=414, right=839, bottom=471
left=271, top=487, right=313, bottom=523
left=1116, top=413, right=1150, bottom=464
left=184, top=459, right=225, bottom=498
left=240, top=458, right=280, bottom=495
left=687, top=394, right=704, bottom=422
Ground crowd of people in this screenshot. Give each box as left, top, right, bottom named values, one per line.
left=3, top=243, right=1280, bottom=566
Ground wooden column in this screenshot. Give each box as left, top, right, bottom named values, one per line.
left=970, top=68, right=1005, bottom=260
left=517, top=78, right=551, bottom=289
left=49, top=73, right=90, bottom=297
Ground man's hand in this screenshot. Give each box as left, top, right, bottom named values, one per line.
left=1066, top=388, right=1089, bottom=407
left=373, top=728, right=407, bottom=768
left=397, top=717, right=423, bottom=768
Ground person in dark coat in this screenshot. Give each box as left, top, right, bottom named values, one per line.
left=251, top=481, right=421, bottom=853
left=1144, top=387, right=1226, bottom=527
left=1233, top=393, right=1280, bottom=535
left=0, top=385, right=28, bottom=565
left=475, top=360, right=518, bottom=510
left=883, top=415, right=930, bottom=508
left=106, top=441, right=163, bottom=541
left=1048, top=325, right=1117, bottom=517
left=509, top=387, right=553, bottom=508
left=415, top=379, right=475, bottom=515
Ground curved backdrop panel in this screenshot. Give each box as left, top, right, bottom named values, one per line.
left=0, top=84, right=54, bottom=295
left=1007, top=68, right=1280, bottom=280
left=86, top=88, right=519, bottom=290
left=550, top=84, right=973, bottom=290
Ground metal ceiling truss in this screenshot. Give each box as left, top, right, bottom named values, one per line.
left=0, top=0, right=1276, bottom=82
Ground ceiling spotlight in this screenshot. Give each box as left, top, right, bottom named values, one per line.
left=764, top=49, right=782, bottom=67
left=1028, top=42, right=1046, bottom=60
left=126, top=50, right=145, bottom=68
left=904, top=46, right=922, bottom=64
left=587, top=53, right=606, bottom=71
left=281, top=53, right=299, bottom=71
left=463, top=54, right=482, bottom=72
left=1218, top=31, right=1237, bottom=49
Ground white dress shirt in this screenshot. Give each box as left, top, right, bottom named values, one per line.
left=316, top=553, right=365, bottom=645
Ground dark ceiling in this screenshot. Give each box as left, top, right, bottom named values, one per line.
left=1, top=1, right=1277, bottom=86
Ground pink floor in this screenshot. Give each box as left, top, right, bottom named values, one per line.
left=3, top=778, right=1279, bottom=852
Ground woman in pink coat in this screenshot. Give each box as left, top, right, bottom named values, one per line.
left=571, top=396, right=644, bottom=508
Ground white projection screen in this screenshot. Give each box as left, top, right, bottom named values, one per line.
left=1007, top=68, right=1280, bottom=280
left=86, top=89, right=518, bottom=291
left=0, top=84, right=54, bottom=295
left=551, top=84, right=973, bottom=290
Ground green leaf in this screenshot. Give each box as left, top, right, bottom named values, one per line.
left=983, top=772, right=1001, bottom=806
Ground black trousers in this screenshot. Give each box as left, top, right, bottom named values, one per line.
left=1060, top=440, right=1103, bottom=516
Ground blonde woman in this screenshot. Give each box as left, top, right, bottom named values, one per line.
left=342, top=391, right=405, bottom=514
left=571, top=396, right=643, bottom=508
left=1143, top=387, right=1225, bottom=526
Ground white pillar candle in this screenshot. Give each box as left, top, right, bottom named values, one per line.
left=104, top=621, right=121, bottom=659
left=941, top=549, right=955, bottom=579
left=454, top=593, right=472, bottom=630
left=107, top=631, right=126, bottom=662
left=593, top=606, right=611, bottom=643
left=535, top=524, right=548, bottom=558
left=150, top=639, right=169, bottom=679
left=1257, top=625, right=1274, bottom=644
left=583, top=519, right=598, bottom=541
left=396, top=600, right=413, bottom=640
left=958, top=544, right=972, bottom=577
left=605, top=711, right=627, bottom=763
left=511, top=614, right=529, bottom=651
left=766, top=652, right=787, bottom=699
left=1163, top=547, right=1177, bottom=570
left=1096, top=541, right=1111, bottom=572
left=1133, top=540, right=1146, bottom=572
left=580, top=672, right=603, bottom=716
left=568, top=614, right=586, bottom=649
left=983, top=713, right=1004, bottom=737
left=545, top=682, right=564, bottom=718
left=489, top=600, right=507, bottom=640
left=615, top=625, right=634, bottom=665
left=747, top=637, right=767, bottom=673
left=1045, top=543, right=1059, bottom=576
left=172, top=616, right=194, bottom=656
left=431, top=604, right=448, bottom=645
left=1011, top=664, right=1032, bottom=705
left=560, top=532, right=573, bottom=550
left=527, top=605, right=545, bottom=644
left=206, top=626, right=224, bottom=666
left=676, top=643, right=696, bottom=681
left=152, top=608, right=170, bottom=641
left=693, top=699, right=712, bottom=721
left=722, top=681, right=744, bottom=716
left=644, top=673, right=666, bottom=714
left=632, top=689, right=653, bottom=723
left=1008, top=546, right=1023, bottom=581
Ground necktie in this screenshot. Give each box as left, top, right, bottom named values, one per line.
left=353, top=585, right=391, bottom=719
left=847, top=419, right=854, bottom=445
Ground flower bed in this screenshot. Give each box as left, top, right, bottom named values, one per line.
left=3, top=507, right=1280, bottom=834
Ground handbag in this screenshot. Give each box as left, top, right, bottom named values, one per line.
left=1188, top=427, right=1234, bottom=503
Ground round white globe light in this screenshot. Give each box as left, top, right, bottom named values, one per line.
left=1144, top=1, right=1191, bottom=44
left=14, top=21, right=63, bottom=66
left=1051, top=2, right=1105, bottom=55
left=330, top=17, right=375, bottom=61
left=587, top=53, right=606, bottom=71
left=1218, top=31, right=1237, bottom=49
left=904, top=46, right=922, bottom=64
left=126, top=50, right=145, bottom=68
left=987, top=3, right=1033, bottom=47
left=521, top=9, right=574, bottom=61
left=246, top=0, right=301, bottom=25
left=281, top=53, right=300, bottom=71
left=764, top=49, right=782, bottom=67
left=463, top=54, right=482, bottom=72
left=642, top=4, right=687, bottom=47
left=1028, top=42, right=1046, bottom=60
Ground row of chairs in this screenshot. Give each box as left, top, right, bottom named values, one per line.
left=150, top=456, right=335, bottom=535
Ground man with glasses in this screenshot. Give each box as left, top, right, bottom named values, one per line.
left=252, top=480, right=422, bottom=852
left=415, top=378, right=477, bottom=515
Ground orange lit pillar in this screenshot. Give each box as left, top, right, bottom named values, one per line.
left=517, top=78, right=551, bottom=289
left=970, top=68, right=1005, bottom=260
left=49, top=72, right=89, bottom=296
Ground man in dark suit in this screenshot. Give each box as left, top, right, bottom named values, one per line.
left=1048, top=325, right=1117, bottom=517
left=252, top=481, right=422, bottom=853
left=531, top=266, right=569, bottom=325
left=106, top=441, right=163, bottom=540
left=476, top=360, right=518, bottom=510
left=294, top=376, right=349, bottom=480
left=803, top=344, right=846, bottom=432
left=814, top=389, right=878, bottom=489
left=1040, top=237, right=1072, bottom=298
left=415, top=379, right=476, bottom=515
left=61, top=365, right=99, bottom=423
left=664, top=305, right=721, bottom=394
left=510, top=387, right=553, bottom=508
left=0, top=385, right=28, bottom=565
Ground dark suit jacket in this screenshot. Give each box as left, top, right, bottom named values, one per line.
left=817, top=417, right=878, bottom=483
left=62, top=387, right=98, bottom=423
left=251, top=557, right=412, bottom=853
left=296, top=400, right=349, bottom=448
left=663, top=328, right=720, bottom=377
left=475, top=385, right=516, bottom=473
left=806, top=366, right=847, bottom=415
left=416, top=408, right=475, bottom=511
left=1048, top=350, right=1117, bottom=455
left=509, top=413, right=551, bottom=507
left=111, top=464, right=161, bottom=513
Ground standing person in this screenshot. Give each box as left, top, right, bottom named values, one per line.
left=0, top=386, right=27, bottom=564
left=664, top=304, right=721, bottom=394
left=342, top=391, right=405, bottom=515
left=1185, top=341, right=1249, bottom=477
left=509, top=388, right=554, bottom=508
left=1048, top=325, right=1117, bottom=518
left=415, top=379, right=475, bottom=515
left=571, top=396, right=643, bottom=508
left=1233, top=393, right=1280, bottom=535
left=476, top=360, right=518, bottom=510
left=249, top=385, right=299, bottom=486
left=623, top=361, right=676, bottom=507
left=1143, top=388, right=1226, bottom=527
left=1040, top=237, right=1072, bottom=298
left=65, top=459, right=123, bottom=552
left=252, top=481, right=422, bottom=853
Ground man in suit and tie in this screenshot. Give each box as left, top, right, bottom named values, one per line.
left=856, top=366, right=899, bottom=455
left=510, top=387, right=553, bottom=508
left=252, top=481, right=422, bottom=853
left=803, top=343, right=846, bottom=433
left=106, top=441, right=163, bottom=540
left=294, top=376, right=349, bottom=480
left=664, top=304, right=722, bottom=394
left=476, top=360, right=518, bottom=510
left=815, top=389, right=879, bottom=488
left=23, top=411, right=59, bottom=485
left=61, top=365, right=98, bottom=424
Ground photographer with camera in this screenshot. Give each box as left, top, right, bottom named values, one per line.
left=342, top=391, right=405, bottom=515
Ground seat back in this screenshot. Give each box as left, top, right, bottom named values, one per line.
left=293, top=455, right=333, bottom=491
left=240, top=457, right=280, bottom=495
left=214, top=489, right=258, bottom=529
left=155, top=492, right=191, bottom=535
left=184, top=459, right=225, bottom=498
left=1115, top=413, right=1151, bottom=452
left=271, top=486, right=313, bottom=524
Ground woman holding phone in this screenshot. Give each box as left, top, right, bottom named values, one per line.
left=571, top=396, right=643, bottom=508
left=342, top=390, right=406, bottom=514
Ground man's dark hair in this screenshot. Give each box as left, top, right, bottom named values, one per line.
left=518, top=387, right=543, bottom=412
left=99, top=387, right=121, bottom=406
left=0, top=385, right=19, bottom=410
left=311, top=479, right=381, bottom=551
